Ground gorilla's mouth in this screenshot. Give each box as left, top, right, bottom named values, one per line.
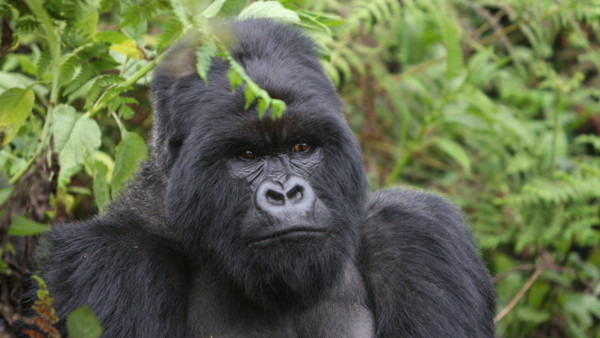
left=246, top=227, right=328, bottom=247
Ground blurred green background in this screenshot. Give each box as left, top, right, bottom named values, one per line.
left=1, top=0, right=599, bottom=336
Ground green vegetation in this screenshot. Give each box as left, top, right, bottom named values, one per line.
left=0, top=0, right=599, bottom=336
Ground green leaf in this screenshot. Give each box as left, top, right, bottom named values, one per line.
left=219, top=0, right=248, bottom=17
left=433, top=138, right=471, bottom=173
left=244, top=85, right=256, bottom=110
left=238, top=1, right=300, bottom=23
left=271, top=99, right=286, bottom=118
left=0, top=88, right=35, bottom=146
left=111, top=132, right=148, bottom=198
left=227, top=68, right=243, bottom=92
left=195, top=41, right=217, bottom=83
left=110, top=40, right=144, bottom=60
left=0, top=187, right=12, bottom=205
left=86, top=151, right=114, bottom=214
left=77, top=3, right=99, bottom=39
left=0, top=72, right=49, bottom=97
left=516, top=306, right=551, bottom=324
left=8, top=215, right=50, bottom=236
left=169, top=0, right=191, bottom=26
left=23, top=0, right=59, bottom=58
left=51, top=104, right=78, bottom=153
left=435, top=9, right=463, bottom=78
left=58, top=116, right=102, bottom=185
left=256, top=96, right=269, bottom=118
left=92, top=160, right=110, bottom=213
left=66, top=306, right=103, bottom=338
left=95, top=32, right=129, bottom=44
left=31, top=275, right=47, bottom=289
left=95, top=31, right=144, bottom=59
left=157, top=18, right=184, bottom=52
left=201, top=0, right=227, bottom=18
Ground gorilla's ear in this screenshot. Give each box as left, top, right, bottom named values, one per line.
left=149, top=26, right=237, bottom=171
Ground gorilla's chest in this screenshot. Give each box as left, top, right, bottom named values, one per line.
left=185, top=266, right=374, bottom=337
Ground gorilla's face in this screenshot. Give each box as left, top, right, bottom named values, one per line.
left=157, top=25, right=367, bottom=310
left=166, top=102, right=366, bottom=310
left=227, top=129, right=332, bottom=249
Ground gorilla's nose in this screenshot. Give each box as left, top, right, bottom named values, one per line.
left=256, top=176, right=315, bottom=215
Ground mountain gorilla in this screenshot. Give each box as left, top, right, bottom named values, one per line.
left=37, top=19, right=495, bottom=337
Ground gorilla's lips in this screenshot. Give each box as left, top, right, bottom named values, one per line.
left=246, top=226, right=328, bottom=247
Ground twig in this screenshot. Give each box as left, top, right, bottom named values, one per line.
left=494, top=267, right=542, bottom=323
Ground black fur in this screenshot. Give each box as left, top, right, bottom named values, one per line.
left=35, top=19, right=495, bottom=337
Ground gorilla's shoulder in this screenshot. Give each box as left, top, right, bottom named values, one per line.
left=366, top=188, right=464, bottom=225
left=38, top=218, right=188, bottom=336
left=358, top=188, right=495, bottom=337
left=40, top=216, right=185, bottom=287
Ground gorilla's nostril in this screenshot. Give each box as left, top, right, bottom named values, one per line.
left=256, top=177, right=314, bottom=213
left=266, top=189, right=285, bottom=205
left=286, top=185, right=304, bottom=203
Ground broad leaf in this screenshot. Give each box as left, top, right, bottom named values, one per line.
left=434, top=138, right=471, bottom=173
left=58, top=115, right=102, bottom=185
left=95, top=31, right=144, bottom=59
left=51, top=104, right=78, bottom=153
left=8, top=215, right=50, bottom=236
left=435, top=10, right=463, bottom=78
left=111, top=132, right=147, bottom=197
left=0, top=88, right=34, bottom=146
left=89, top=155, right=111, bottom=213
left=66, top=306, right=103, bottom=338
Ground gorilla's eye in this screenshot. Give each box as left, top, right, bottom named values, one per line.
left=291, top=143, right=310, bottom=153
left=239, top=150, right=256, bottom=160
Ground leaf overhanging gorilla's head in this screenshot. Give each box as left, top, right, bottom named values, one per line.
left=149, top=19, right=368, bottom=311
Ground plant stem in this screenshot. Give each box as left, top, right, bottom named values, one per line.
left=12, top=0, right=63, bottom=186
left=88, top=52, right=168, bottom=118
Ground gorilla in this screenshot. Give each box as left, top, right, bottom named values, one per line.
left=37, top=19, right=495, bottom=337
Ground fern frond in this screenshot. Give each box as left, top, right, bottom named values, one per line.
left=506, top=175, right=600, bottom=206
left=119, top=0, right=164, bottom=28
left=95, top=84, right=132, bottom=113
left=347, top=0, right=401, bottom=33
left=84, top=75, right=126, bottom=110
left=117, top=103, right=135, bottom=120
left=35, top=48, right=51, bottom=77
left=576, top=134, right=600, bottom=153
left=108, top=96, right=139, bottom=119
left=64, top=59, right=120, bottom=95
left=561, top=204, right=600, bottom=246
left=157, top=18, right=184, bottom=52
left=59, top=54, right=81, bottom=88
left=15, top=15, right=39, bottom=34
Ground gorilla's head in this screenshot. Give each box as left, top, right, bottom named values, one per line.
left=151, top=19, right=367, bottom=311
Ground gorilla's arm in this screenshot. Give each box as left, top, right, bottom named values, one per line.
left=39, top=215, right=188, bottom=336
left=358, top=189, right=495, bottom=337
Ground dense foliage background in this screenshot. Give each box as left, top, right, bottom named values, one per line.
left=0, top=0, right=599, bottom=336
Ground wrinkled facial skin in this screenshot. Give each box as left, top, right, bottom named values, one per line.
left=228, top=141, right=332, bottom=248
